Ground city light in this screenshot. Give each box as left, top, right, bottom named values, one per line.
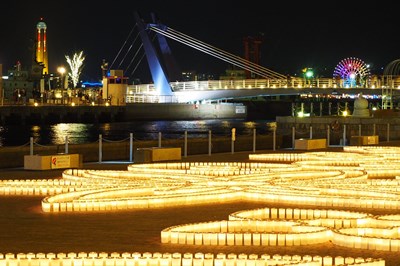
left=305, top=69, right=314, bottom=78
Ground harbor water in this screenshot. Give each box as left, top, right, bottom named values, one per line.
left=0, top=119, right=274, bottom=147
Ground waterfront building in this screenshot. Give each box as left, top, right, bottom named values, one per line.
left=102, top=69, right=128, bottom=105
left=1, top=61, right=34, bottom=104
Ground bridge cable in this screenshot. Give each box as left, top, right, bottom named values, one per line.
left=109, top=24, right=138, bottom=70
left=149, top=26, right=287, bottom=79
left=117, top=32, right=141, bottom=69
left=128, top=30, right=158, bottom=78
left=166, top=27, right=286, bottom=79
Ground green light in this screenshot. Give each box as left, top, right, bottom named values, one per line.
left=305, top=70, right=314, bottom=78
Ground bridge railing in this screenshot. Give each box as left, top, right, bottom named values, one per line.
left=125, top=77, right=400, bottom=103
left=125, top=94, right=179, bottom=104
left=127, top=77, right=400, bottom=93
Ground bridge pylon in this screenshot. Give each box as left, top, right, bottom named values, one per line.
left=134, top=12, right=174, bottom=102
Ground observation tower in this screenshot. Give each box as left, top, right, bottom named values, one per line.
left=36, top=18, right=48, bottom=75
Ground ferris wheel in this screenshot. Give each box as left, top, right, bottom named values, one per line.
left=333, top=57, right=371, bottom=87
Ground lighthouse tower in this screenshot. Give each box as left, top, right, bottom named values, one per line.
left=36, top=18, right=48, bottom=75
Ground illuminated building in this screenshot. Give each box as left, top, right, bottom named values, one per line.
left=36, top=18, right=48, bottom=75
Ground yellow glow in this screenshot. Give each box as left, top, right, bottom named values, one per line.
left=57, top=66, right=66, bottom=75
left=3, top=147, right=400, bottom=260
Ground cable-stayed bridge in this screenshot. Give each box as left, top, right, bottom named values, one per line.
left=111, top=13, right=400, bottom=108
left=125, top=78, right=400, bottom=106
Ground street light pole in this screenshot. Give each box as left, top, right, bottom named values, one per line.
left=57, top=67, right=66, bottom=105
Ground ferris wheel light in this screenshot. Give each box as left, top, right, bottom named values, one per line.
left=334, top=57, right=370, bottom=88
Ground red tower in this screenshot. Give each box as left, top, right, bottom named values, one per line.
left=36, top=18, right=48, bottom=75
left=243, top=36, right=263, bottom=79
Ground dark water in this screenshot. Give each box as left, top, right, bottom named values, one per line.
left=0, top=119, right=274, bottom=147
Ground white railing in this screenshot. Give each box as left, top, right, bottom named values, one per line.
left=125, top=77, right=400, bottom=103
left=128, top=77, right=400, bottom=92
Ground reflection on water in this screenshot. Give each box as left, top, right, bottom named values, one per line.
left=0, top=119, right=273, bottom=147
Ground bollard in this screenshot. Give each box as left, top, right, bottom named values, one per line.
left=309, top=126, right=313, bottom=139
left=158, top=132, right=162, bottom=147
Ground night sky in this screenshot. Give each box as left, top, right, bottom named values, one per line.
left=1, top=1, right=398, bottom=83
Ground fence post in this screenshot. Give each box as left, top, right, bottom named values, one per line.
left=292, top=126, right=295, bottom=149
left=30, top=137, right=33, bottom=155
left=387, top=123, right=390, bottom=142
left=208, top=130, right=212, bottom=156
left=309, top=126, right=313, bottom=139
left=129, top=133, right=133, bottom=162
left=291, top=102, right=295, bottom=117
left=273, top=126, right=276, bottom=151
left=337, top=102, right=340, bottom=116
left=158, top=132, right=162, bottom=147
left=184, top=131, right=188, bottom=158
left=326, top=125, right=330, bottom=147
left=342, top=125, right=347, bottom=146
left=65, top=136, right=68, bottom=154
left=253, top=128, right=256, bottom=153
left=99, top=134, right=102, bottom=163
left=231, top=128, right=236, bottom=154
left=319, top=102, right=323, bottom=116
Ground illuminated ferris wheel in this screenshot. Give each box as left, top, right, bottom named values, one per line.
left=333, top=57, right=371, bottom=87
